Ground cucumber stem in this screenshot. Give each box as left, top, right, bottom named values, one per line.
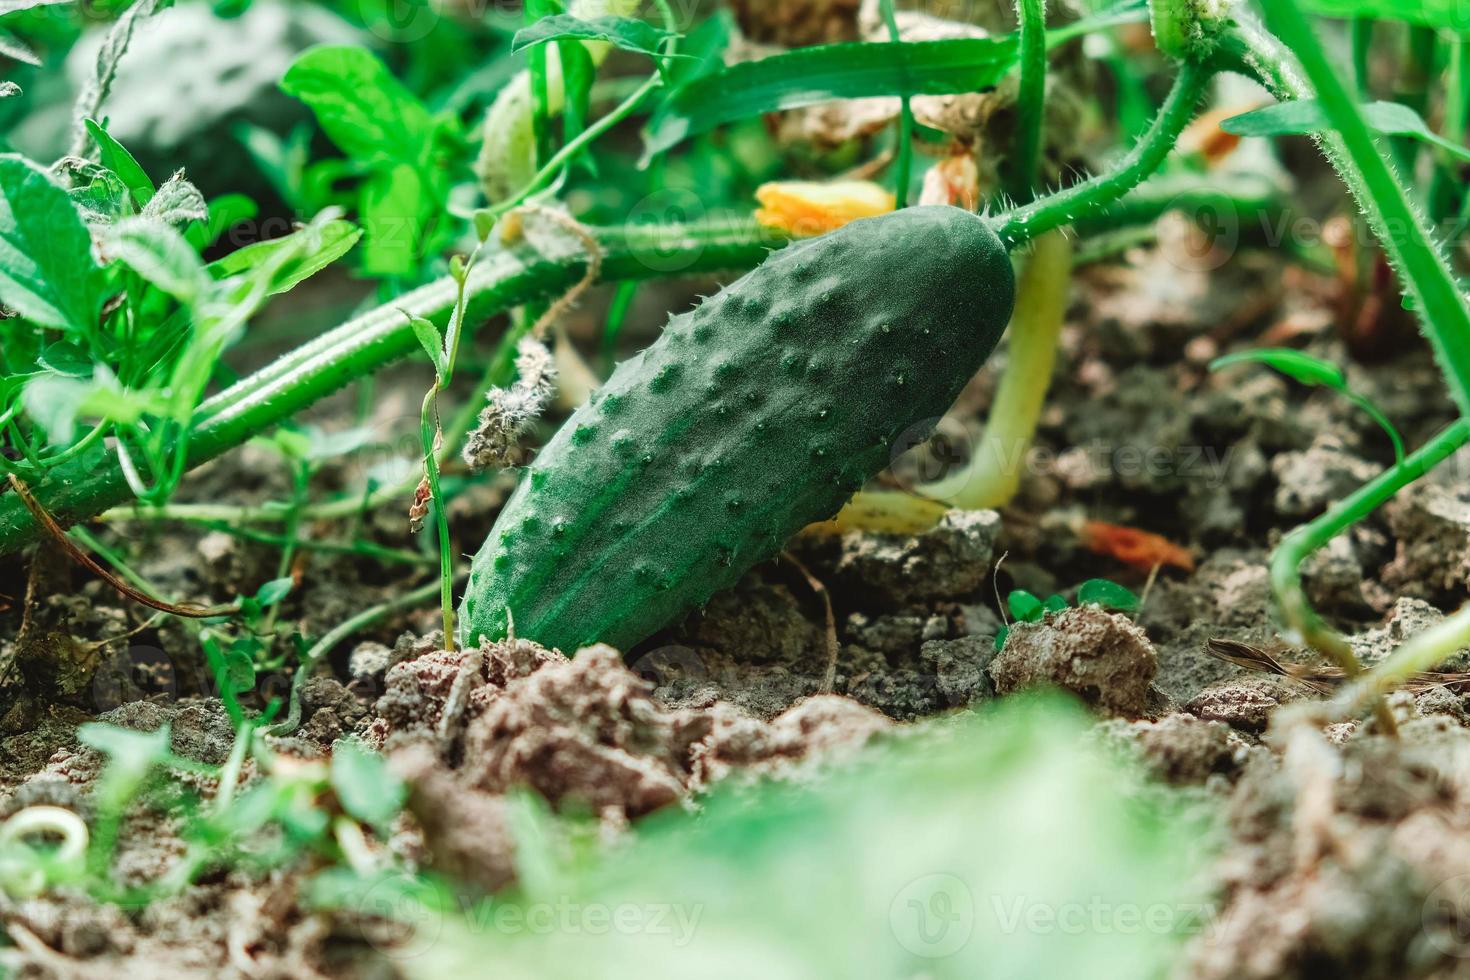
left=996, top=60, right=1212, bottom=249
left=1010, top=0, right=1048, bottom=203
left=927, top=229, right=1073, bottom=508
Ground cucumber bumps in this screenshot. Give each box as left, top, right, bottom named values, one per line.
left=461, top=206, right=1015, bottom=653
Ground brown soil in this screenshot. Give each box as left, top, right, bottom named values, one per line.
left=4, top=233, right=1470, bottom=978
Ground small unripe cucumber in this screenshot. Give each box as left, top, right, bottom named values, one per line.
left=461, top=206, right=1015, bottom=652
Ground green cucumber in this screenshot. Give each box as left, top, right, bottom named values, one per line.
left=460, top=206, right=1015, bottom=653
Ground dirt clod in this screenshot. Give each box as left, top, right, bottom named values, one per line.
left=833, top=509, right=1001, bottom=604
left=990, top=606, right=1159, bottom=718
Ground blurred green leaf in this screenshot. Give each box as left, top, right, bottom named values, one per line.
left=513, top=14, right=673, bottom=61
left=0, top=154, right=107, bottom=333
left=1300, top=0, right=1470, bottom=28
left=406, top=696, right=1212, bottom=979
left=77, top=723, right=172, bottom=783
left=207, top=219, right=361, bottom=295
left=281, top=45, right=437, bottom=164
left=255, top=577, right=294, bottom=607
left=331, top=739, right=407, bottom=829
left=643, top=38, right=1019, bottom=159
left=0, top=32, right=40, bottom=67
left=105, top=217, right=209, bottom=303
left=1223, top=99, right=1470, bottom=163
left=359, top=162, right=426, bottom=276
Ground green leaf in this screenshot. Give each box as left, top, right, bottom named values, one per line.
left=142, top=171, right=208, bottom=226
left=224, top=641, right=257, bottom=695
left=255, top=577, right=294, bottom=607
left=1007, top=589, right=1044, bottom=623
left=207, top=219, right=361, bottom=295
left=65, top=160, right=131, bottom=226
left=1300, top=0, right=1470, bottom=29
left=21, top=375, right=91, bottom=444
left=403, top=308, right=445, bottom=377
left=0, top=154, right=107, bottom=333
left=359, top=162, right=426, bottom=276
left=77, top=723, right=172, bottom=782
left=560, top=37, right=597, bottom=159
left=1076, top=579, right=1141, bottom=613
left=330, top=739, right=407, bottom=829
left=84, top=119, right=155, bottom=207
left=643, top=37, right=1020, bottom=160
left=993, top=623, right=1010, bottom=652
left=105, top=217, right=209, bottom=304
left=401, top=697, right=1210, bottom=978
left=1042, top=594, right=1069, bottom=613
left=1209, top=347, right=1348, bottom=391
left=1222, top=99, right=1470, bottom=163
left=513, top=14, right=673, bottom=61
left=280, top=45, right=437, bottom=164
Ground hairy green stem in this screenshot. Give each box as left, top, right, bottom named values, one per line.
left=0, top=221, right=775, bottom=556
left=1271, top=418, right=1470, bottom=659
left=1010, top=0, right=1048, bottom=202
left=1221, top=6, right=1470, bottom=419
left=996, top=60, right=1211, bottom=248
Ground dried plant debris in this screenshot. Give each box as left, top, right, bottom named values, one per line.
left=462, top=337, right=557, bottom=473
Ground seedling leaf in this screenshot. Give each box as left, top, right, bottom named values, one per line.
left=142, top=171, right=208, bottom=226
left=1008, top=589, right=1045, bottom=623
left=255, top=577, right=294, bottom=607
left=77, top=723, right=172, bottom=781
left=1209, top=348, right=1346, bottom=391
left=1077, top=579, right=1140, bottom=612
left=404, top=309, right=446, bottom=378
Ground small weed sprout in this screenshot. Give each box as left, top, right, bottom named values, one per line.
left=995, top=579, right=1141, bottom=651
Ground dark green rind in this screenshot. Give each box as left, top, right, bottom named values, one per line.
left=0, top=221, right=774, bottom=555
left=461, top=206, right=1015, bottom=653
